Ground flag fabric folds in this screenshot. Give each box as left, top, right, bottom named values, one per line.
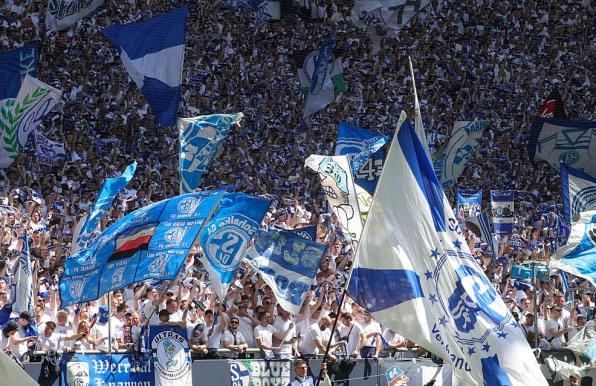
left=335, top=122, right=385, bottom=195
left=301, top=32, right=345, bottom=117
left=279, top=225, right=318, bottom=241
left=433, top=120, right=488, bottom=189
left=12, top=232, right=34, bottom=317
left=72, top=161, right=137, bottom=255
left=35, top=131, right=66, bottom=166
left=456, top=189, right=482, bottom=220
left=245, top=228, right=327, bottom=314
left=490, top=190, right=514, bottom=235
left=560, top=164, right=596, bottom=223
left=549, top=210, right=596, bottom=286
left=46, top=0, right=103, bottom=31
left=0, top=75, right=62, bottom=168
left=102, top=6, right=188, bottom=126
left=178, top=113, right=243, bottom=193
left=527, top=117, right=596, bottom=176
left=199, top=193, right=270, bottom=300
left=465, top=212, right=499, bottom=262
left=305, top=154, right=362, bottom=244
left=60, top=191, right=223, bottom=307
left=0, top=43, right=39, bottom=101
left=347, top=112, right=546, bottom=386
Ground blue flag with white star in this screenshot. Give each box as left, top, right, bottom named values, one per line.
left=348, top=112, right=547, bottom=386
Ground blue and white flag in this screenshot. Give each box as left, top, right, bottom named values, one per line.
left=178, top=113, right=243, bottom=193
left=336, top=122, right=385, bottom=194
left=0, top=75, right=62, bottom=169
left=490, top=190, right=514, bottom=235
left=426, top=132, right=447, bottom=157
left=561, top=164, right=596, bottom=223
left=199, top=193, right=270, bottom=300
left=350, top=134, right=389, bottom=178
left=550, top=210, right=596, bottom=286
left=46, top=0, right=103, bottom=31
left=72, top=161, right=137, bottom=254
left=456, top=189, right=482, bottom=220
left=0, top=43, right=39, bottom=101
left=102, top=6, right=188, bottom=126
left=246, top=228, right=326, bottom=314
left=465, top=212, right=499, bottom=261
left=528, top=117, right=596, bottom=176
left=433, top=120, right=488, bottom=189
left=282, top=225, right=318, bottom=241
left=303, top=32, right=336, bottom=117
left=348, top=112, right=546, bottom=386
left=254, top=1, right=272, bottom=29
left=12, top=232, right=34, bottom=317
left=60, top=191, right=224, bottom=307
left=35, top=131, right=66, bottom=166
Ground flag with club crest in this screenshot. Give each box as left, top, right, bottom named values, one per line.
left=35, top=131, right=66, bottom=166
left=560, top=164, right=596, bottom=223
left=178, top=113, right=243, bottom=193
left=490, top=190, right=514, bottom=235
left=102, top=6, right=187, bottom=126
left=348, top=112, right=547, bottom=386
left=71, top=161, right=137, bottom=255
left=456, top=189, right=482, bottom=220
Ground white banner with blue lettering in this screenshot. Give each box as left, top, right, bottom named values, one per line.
left=199, top=193, right=270, bottom=300
left=348, top=112, right=547, bottom=386
left=456, top=189, right=482, bottom=220
left=335, top=122, right=385, bottom=194
left=550, top=210, right=596, bottom=286
left=59, top=191, right=224, bottom=307
left=178, top=113, right=243, bottom=193
left=490, top=190, right=514, bottom=235
left=72, top=161, right=137, bottom=254
left=528, top=117, right=596, bottom=176
left=46, top=0, right=103, bottom=31
left=561, top=164, right=596, bottom=223
left=433, top=120, right=487, bottom=189
left=245, top=228, right=327, bottom=314
left=102, top=6, right=187, bottom=126
left=35, top=131, right=66, bottom=165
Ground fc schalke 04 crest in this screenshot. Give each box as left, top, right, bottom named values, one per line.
left=206, top=214, right=255, bottom=272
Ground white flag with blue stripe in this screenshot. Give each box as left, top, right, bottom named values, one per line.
left=561, top=164, right=596, bottom=223
left=13, top=232, right=34, bottom=316
left=72, top=161, right=137, bottom=254
left=102, top=6, right=187, bottom=126
left=348, top=112, right=546, bottom=386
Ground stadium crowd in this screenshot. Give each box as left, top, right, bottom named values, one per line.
left=0, top=0, right=594, bottom=365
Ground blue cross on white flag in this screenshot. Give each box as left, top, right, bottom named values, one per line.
left=102, top=6, right=188, bottom=126
left=348, top=112, right=547, bottom=386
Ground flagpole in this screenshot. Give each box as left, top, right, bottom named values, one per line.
left=408, top=56, right=431, bottom=160
left=108, top=291, right=113, bottom=356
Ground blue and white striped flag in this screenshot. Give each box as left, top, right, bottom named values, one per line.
left=72, top=161, right=137, bottom=254
left=465, top=212, right=499, bottom=261
left=35, top=131, right=66, bottom=166
left=348, top=112, right=546, bottom=386
left=350, top=134, right=389, bottom=177
left=102, top=6, right=188, bottom=126
left=12, top=232, right=34, bottom=317
left=178, top=113, right=243, bottom=193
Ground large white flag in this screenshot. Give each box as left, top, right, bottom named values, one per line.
left=0, top=75, right=62, bottom=168
left=348, top=112, right=547, bottom=385
left=46, top=0, right=104, bottom=31
left=305, top=155, right=362, bottom=244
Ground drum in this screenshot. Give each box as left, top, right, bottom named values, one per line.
left=510, top=264, right=533, bottom=280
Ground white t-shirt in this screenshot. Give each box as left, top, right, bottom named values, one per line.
left=222, top=329, right=246, bottom=346
left=338, top=322, right=362, bottom=355
left=38, top=333, right=61, bottom=351
left=361, top=320, right=382, bottom=347
left=254, top=324, right=276, bottom=358
left=207, top=322, right=225, bottom=349
left=273, top=317, right=296, bottom=356
left=545, top=318, right=564, bottom=349
left=236, top=315, right=255, bottom=348
left=141, top=300, right=159, bottom=325
left=298, top=323, right=323, bottom=354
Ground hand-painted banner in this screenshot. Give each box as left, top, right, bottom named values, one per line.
left=456, top=189, right=482, bottom=220
left=199, top=193, right=270, bottom=300
left=245, top=228, right=327, bottom=314
left=60, top=353, right=152, bottom=386
left=433, top=120, right=487, bottom=189
left=35, top=131, right=66, bottom=166
left=60, top=191, right=223, bottom=307
left=150, top=325, right=192, bottom=386
left=490, top=190, right=514, bottom=234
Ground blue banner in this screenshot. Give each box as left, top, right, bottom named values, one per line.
left=336, top=122, right=385, bottom=194
left=199, top=193, right=270, bottom=300
left=149, top=325, right=192, bottom=386
left=280, top=225, right=317, bottom=241
left=72, top=161, right=137, bottom=254
left=246, top=228, right=327, bottom=314
left=102, top=7, right=188, bottom=126
left=178, top=113, right=243, bottom=193
left=527, top=117, right=596, bottom=176
left=456, top=189, right=482, bottom=220
left=60, top=191, right=224, bottom=307
left=490, top=190, right=514, bottom=234
left=60, top=353, right=152, bottom=386
left=0, top=42, right=39, bottom=100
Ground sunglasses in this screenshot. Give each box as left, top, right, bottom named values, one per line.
left=230, top=321, right=239, bottom=325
